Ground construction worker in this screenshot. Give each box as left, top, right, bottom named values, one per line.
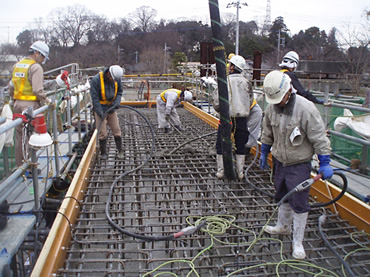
left=216, top=55, right=251, bottom=180
left=90, top=65, right=124, bottom=159
left=8, top=41, right=51, bottom=167
left=280, top=51, right=324, bottom=104
left=156, top=85, right=192, bottom=133
left=259, top=70, right=333, bottom=259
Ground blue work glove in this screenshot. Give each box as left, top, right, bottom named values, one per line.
left=316, top=98, right=324, bottom=104
left=318, top=154, right=334, bottom=180
left=259, top=143, right=271, bottom=170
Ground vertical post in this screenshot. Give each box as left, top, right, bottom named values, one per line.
left=277, top=29, right=281, bottom=65
left=76, top=92, right=82, bottom=141
left=235, top=1, right=240, bottom=55
left=3, top=146, right=10, bottom=177
left=324, top=84, right=329, bottom=127
left=51, top=97, right=60, bottom=177
left=83, top=90, right=89, bottom=133
left=209, top=0, right=236, bottom=180
left=66, top=88, right=73, bottom=155
left=31, top=147, right=40, bottom=210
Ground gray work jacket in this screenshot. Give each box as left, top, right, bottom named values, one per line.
left=261, top=94, right=331, bottom=166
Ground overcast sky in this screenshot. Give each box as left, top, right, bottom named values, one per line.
left=0, top=0, right=368, bottom=44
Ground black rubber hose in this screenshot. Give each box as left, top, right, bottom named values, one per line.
left=318, top=210, right=356, bottom=277
left=246, top=164, right=348, bottom=208
left=208, top=0, right=236, bottom=180
left=311, top=171, right=348, bottom=208
left=100, top=105, right=204, bottom=241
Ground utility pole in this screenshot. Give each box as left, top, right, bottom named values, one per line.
left=277, top=30, right=285, bottom=65
left=227, top=1, right=248, bottom=55
left=117, top=46, right=124, bottom=64
left=163, top=42, right=171, bottom=74
left=277, top=29, right=281, bottom=64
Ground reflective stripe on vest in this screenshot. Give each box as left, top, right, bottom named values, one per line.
left=160, top=89, right=181, bottom=102
left=99, top=71, right=118, bottom=105
left=250, top=98, right=257, bottom=110
left=12, top=59, right=37, bottom=101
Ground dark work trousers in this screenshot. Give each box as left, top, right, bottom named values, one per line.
left=216, top=117, right=249, bottom=155
left=273, top=157, right=311, bottom=213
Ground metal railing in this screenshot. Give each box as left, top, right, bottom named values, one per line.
left=0, top=65, right=93, bottom=204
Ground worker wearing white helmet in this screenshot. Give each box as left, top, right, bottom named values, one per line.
left=280, top=51, right=323, bottom=104
left=8, top=41, right=51, bottom=167
left=215, top=54, right=252, bottom=180
left=90, top=65, right=125, bottom=159
left=260, top=70, right=333, bottom=260
left=156, top=84, right=192, bottom=133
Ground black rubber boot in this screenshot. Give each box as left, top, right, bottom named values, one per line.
left=99, top=139, right=107, bottom=160
left=114, top=136, right=124, bottom=159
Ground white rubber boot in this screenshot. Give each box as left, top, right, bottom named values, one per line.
left=264, top=203, right=293, bottom=235
left=216, top=154, right=224, bottom=179
left=292, top=212, right=308, bottom=259
left=236, top=154, right=245, bottom=180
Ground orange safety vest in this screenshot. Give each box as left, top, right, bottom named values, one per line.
left=12, top=59, right=37, bottom=101
left=99, top=72, right=118, bottom=104
left=160, top=89, right=181, bottom=102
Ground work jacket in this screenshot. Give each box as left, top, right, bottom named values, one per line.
left=281, top=68, right=321, bottom=104
left=90, top=67, right=123, bottom=116
left=12, top=58, right=37, bottom=101
left=261, top=94, right=331, bottom=166
left=227, top=73, right=252, bottom=118
left=157, top=89, right=181, bottom=115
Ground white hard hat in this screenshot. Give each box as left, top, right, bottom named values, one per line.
left=183, top=90, right=192, bottom=102
left=228, top=55, right=246, bottom=72
left=109, top=65, right=124, bottom=81
left=279, top=51, right=299, bottom=70
left=30, top=41, right=49, bottom=64
left=263, top=71, right=291, bottom=104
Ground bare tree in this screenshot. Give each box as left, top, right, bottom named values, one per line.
left=130, top=6, right=158, bottom=33
left=49, top=4, right=94, bottom=47
left=140, top=47, right=165, bottom=73
left=337, top=9, right=369, bottom=95
left=88, top=15, right=115, bottom=43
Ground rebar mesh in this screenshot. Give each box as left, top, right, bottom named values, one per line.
left=58, top=107, right=370, bottom=277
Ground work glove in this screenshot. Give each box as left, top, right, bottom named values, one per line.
left=165, top=114, right=170, bottom=121
left=259, top=143, right=271, bottom=170
left=316, top=98, right=324, bottom=104
left=318, top=154, right=334, bottom=180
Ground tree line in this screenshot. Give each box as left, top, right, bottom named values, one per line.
left=0, top=4, right=368, bottom=77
